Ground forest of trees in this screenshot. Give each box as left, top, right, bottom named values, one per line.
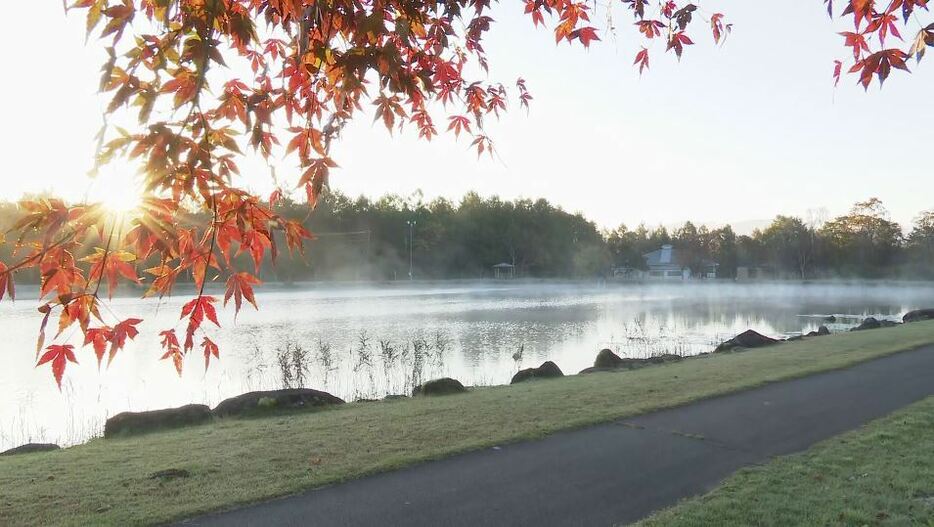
left=1, top=195, right=931, bottom=284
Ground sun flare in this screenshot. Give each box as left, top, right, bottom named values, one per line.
left=89, top=166, right=144, bottom=219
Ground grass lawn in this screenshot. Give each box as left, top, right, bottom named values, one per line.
left=2, top=321, right=933, bottom=526
left=637, top=395, right=934, bottom=526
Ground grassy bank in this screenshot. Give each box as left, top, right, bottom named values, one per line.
left=637, top=395, right=934, bottom=526
left=2, top=321, right=934, bottom=526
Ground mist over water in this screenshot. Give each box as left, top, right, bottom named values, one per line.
left=2, top=280, right=932, bottom=450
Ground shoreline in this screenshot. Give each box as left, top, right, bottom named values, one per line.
left=2, top=321, right=933, bottom=526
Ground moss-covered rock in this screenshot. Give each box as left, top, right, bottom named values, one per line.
left=0, top=443, right=60, bottom=456
left=581, top=352, right=683, bottom=374
left=904, top=309, right=934, bottom=323
left=412, top=377, right=467, bottom=396
left=510, top=361, right=564, bottom=384
left=104, top=404, right=213, bottom=438
left=594, top=348, right=625, bottom=369
left=213, top=389, right=344, bottom=417
left=714, top=330, right=779, bottom=352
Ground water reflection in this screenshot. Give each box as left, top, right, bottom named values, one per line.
left=1, top=281, right=931, bottom=449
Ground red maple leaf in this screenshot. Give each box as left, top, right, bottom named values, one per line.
left=108, top=318, right=143, bottom=365
left=37, top=344, right=78, bottom=390
left=201, top=336, right=220, bottom=369
left=159, top=329, right=184, bottom=376
left=84, top=326, right=113, bottom=367
left=224, top=272, right=261, bottom=314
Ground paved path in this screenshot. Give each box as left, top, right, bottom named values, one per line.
left=182, top=346, right=934, bottom=527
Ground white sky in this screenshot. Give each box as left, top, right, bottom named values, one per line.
left=0, top=2, right=932, bottom=230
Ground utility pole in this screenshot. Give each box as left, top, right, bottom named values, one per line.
left=406, top=220, right=416, bottom=280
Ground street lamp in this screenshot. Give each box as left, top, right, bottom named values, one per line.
left=406, top=220, right=416, bottom=280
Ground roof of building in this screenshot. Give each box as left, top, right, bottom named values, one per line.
left=492, top=262, right=516, bottom=268
left=642, top=245, right=718, bottom=269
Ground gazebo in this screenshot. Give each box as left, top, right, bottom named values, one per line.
left=492, top=262, right=516, bottom=279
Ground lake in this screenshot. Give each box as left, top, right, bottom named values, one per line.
left=2, top=280, right=932, bottom=450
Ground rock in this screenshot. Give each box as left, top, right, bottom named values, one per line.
left=581, top=353, right=683, bottom=374
left=714, top=330, right=779, bottom=352
left=823, top=315, right=837, bottom=322
left=0, top=443, right=60, bottom=456
left=804, top=326, right=831, bottom=337
left=594, top=348, right=625, bottom=369
left=383, top=394, right=408, bottom=401
left=785, top=335, right=804, bottom=342
left=904, top=309, right=934, bottom=323
left=412, top=377, right=467, bottom=396
left=851, top=317, right=881, bottom=331
left=214, top=389, right=344, bottom=417
left=510, top=361, right=564, bottom=384
left=104, top=404, right=213, bottom=438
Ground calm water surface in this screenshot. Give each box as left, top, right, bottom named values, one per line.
left=2, top=280, right=932, bottom=450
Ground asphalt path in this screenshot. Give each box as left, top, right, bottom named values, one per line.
left=181, top=345, right=934, bottom=527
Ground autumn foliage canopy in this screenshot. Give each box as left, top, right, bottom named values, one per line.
left=1, top=0, right=931, bottom=388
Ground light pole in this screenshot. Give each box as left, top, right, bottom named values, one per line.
left=406, top=220, right=416, bottom=280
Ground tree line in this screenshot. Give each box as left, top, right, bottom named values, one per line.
left=1, top=195, right=931, bottom=284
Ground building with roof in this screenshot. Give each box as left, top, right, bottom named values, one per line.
left=642, top=244, right=718, bottom=280
left=492, top=262, right=516, bottom=279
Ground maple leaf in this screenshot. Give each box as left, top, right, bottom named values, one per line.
left=181, top=296, right=220, bottom=351
left=298, top=158, right=337, bottom=209
left=84, top=326, right=113, bottom=367
left=636, top=20, right=665, bottom=39
left=833, top=59, right=843, bottom=86
left=37, top=344, right=78, bottom=390
left=667, top=32, right=694, bottom=59
left=224, top=272, right=261, bottom=314
left=159, top=329, right=184, bottom=376
left=83, top=249, right=140, bottom=299
left=447, top=115, right=472, bottom=137
left=634, top=48, right=650, bottom=74
left=201, top=336, right=220, bottom=369
left=57, top=294, right=101, bottom=337
left=108, top=318, right=143, bottom=365
left=711, top=13, right=725, bottom=44
left=839, top=31, right=870, bottom=60
left=909, top=24, right=934, bottom=62
left=576, top=27, right=601, bottom=48
left=0, top=262, right=14, bottom=302
left=283, top=219, right=314, bottom=255
left=269, top=189, right=283, bottom=208
left=238, top=230, right=271, bottom=271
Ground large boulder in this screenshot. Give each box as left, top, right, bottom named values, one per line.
left=594, top=349, right=625, bottom=369
left=0, top=443, right=60, bottom=456
left=851, top=317, right=881, bottom=331
left=510, top=361, right=564, bottom=384
left=412, top=377, right=467, bottom=396
left=105, top=404, right=213, bottom=438
left=805, top=325, right=831, bottom=337
left=581, top=352, right=683, bottom=374
left=213, top=389, right=344, bottom=417
left=715, top=330, right=779, bottom=352
left=904, top=309, right=934, bottom=323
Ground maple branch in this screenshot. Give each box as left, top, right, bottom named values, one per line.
left=90, top=217, right=121, bottom=299
left=0, top=230, right=78, bottom=278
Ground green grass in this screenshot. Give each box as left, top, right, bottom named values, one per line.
left=637, top=395, right=934, bottom=526
left=2, top=321, right=934, bottom=526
